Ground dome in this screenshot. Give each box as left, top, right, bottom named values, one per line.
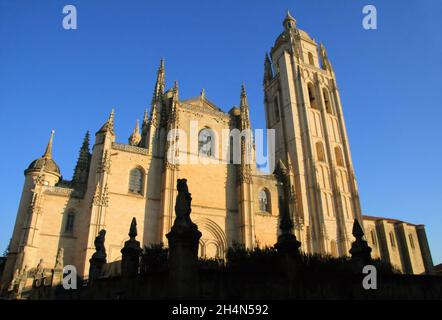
left=26, top=157, right=61, bottom=176
left=298, top=29, right=313, bottom=41
left=25, top=130, right=61, bottom=177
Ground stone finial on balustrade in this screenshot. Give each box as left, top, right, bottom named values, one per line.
left=51, top=248, right=65, bottom=286
left=274, top=160, right=301, bottom=257
left=349, top=219, right=372, bottom=269
left=121, top=217, right=142, bottom=278
left=166, top=179, right=202, bottom=299
left=89, top=229, right=107, bottom=282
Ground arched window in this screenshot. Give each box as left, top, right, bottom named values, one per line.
left=334, top=147, right=344, bottom=167
left=389, top=232, right=396, bottom=248
left=409, top=234, right=415, bottom=249
left=316, top=142, right=326, bottom=163
left=330, top=240, right=338, bottom=257
left=308, top=52, right=315, bottom=66
left=198, top=128, right=215, bottom=157
left=129, top=168, right=144, bottom=195
left=322, top=88, right=333, bottom=114
left=65, top=212, right=75, bottom=234
left=370, top=230, right=377, bottom=247
left=307, top=83, right=318, bottom=109
left=258, top=189, right=271, bottom=213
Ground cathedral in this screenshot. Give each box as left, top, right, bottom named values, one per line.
left=0, top=11, right=434, bottom=289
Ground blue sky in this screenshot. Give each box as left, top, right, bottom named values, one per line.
left=0, top=0, right=441, bottom=264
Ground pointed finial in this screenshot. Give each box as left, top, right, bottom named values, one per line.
left=200, top=88, right=206, bottom=100
left=240, top=84, right=248, bottom=107
left=172, top=80, right=179, bottom=101
left=152, top=58, right=166, bottom=103
left=286, top=10, right=294, bottom=20
left=129, top=119, right=141, bottom=146
left=278, top=158, right=287, bottom=172
left=128, top=217, right=137, bottom=240
left=352, top=219, right=365, bottom=240
left=82, top=131, right=90, bottom=149
left=97, top=109, right=115, bottom=135
left=108, top=109, right=115, bottom=132
left=283, top=9, right=297, bottom=29
left=286, top=152, right=293, bottom=168
left=264, top=53, right=274, bottom=83
left=43, top=130, right=55, bottom=159
left=143, top=109, right=149, bottom=124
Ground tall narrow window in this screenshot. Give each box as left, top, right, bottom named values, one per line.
left=308, top=83, right=317, bottom=109
left=258, top=189, right=270, bottom=213
left=308, top=52, right=315, bottom=66
left=199, top=128, right=215, bottom=157
left=409, top=234, right=415, bottom=249
left=389, top=232, right=396, bottom=248
left=273, top=97, right=280, bottom=122
left=316, top=142, right=326, bottom=163
left=370, top=230, right=377, bottom=247
left=129, top=168, right=144, bottom=195
left=323, top=88, right=333, bottom=114
left=65, top=212, right=75, bottom=234
left=334, top=147, right=344, bottom=167
left=330, top=240, right=338, bottom=257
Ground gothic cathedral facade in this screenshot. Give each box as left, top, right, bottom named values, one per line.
left=1, top=12, right=434, bottom=289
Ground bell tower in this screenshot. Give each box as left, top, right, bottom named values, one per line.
left=263, top=11, right=363, bottom=256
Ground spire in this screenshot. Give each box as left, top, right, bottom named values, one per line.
left=264, top=53, right=273, bottom=84
left=129, top=119, right=141, bottom=146
left=81, top=131, right=90, bottom=154
left=97, top=109, right=115, bottom=135
left=152, top=58, right=165, bottom=104
left=139, top=110, right=150, bottom=148
left=283, top=10, right=297, bottom=30
left=240, top=84, right=250, bottom=129
left=286, top=152, right=294, bottom=175
left=172, top=80, right=179, bottom=102
left=200, top=88, right=206, bottom=100
left=320, top=43, right=333, bottom=72
left=73, top=131, right=91, bottom=190
left=43, top=130, right=55, bottom=159
left=143, top=109, right=149, bottom=126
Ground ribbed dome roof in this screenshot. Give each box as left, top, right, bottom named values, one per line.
left=25, top=130, right=61, bottom=176
left=27, top=157, right=61, bottom=175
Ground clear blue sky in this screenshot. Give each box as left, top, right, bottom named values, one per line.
left=0, top=0, right=441, bottom=264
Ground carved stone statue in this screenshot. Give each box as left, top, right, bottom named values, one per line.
left=172, top=179, right=197, bottom=232
left=8, top=269, right=19, bottom=291
left=89, top=229, right=107, bottom=282
left=166, top=179, right=202, bottom=299
left=54, top=248, right=64, bottom=270
left=94, top=230, right=107, bottom=259
left=35, top=259, right=44, bottom=279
